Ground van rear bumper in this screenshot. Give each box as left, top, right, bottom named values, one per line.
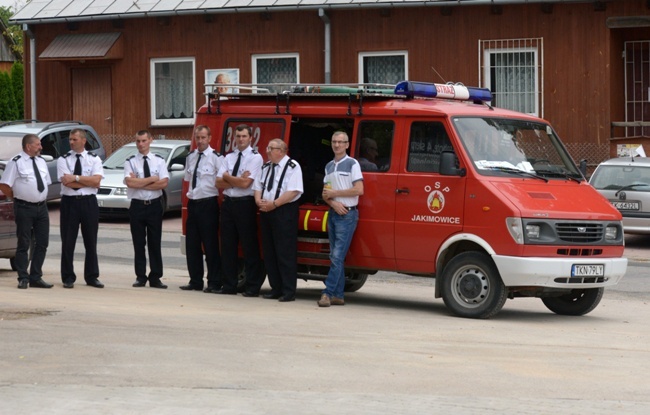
left=492, top=255, right=627, bottom=288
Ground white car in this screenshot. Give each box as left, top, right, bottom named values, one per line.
left=589, top=157, right=650, bottom=235
left=97, top=140, right=191, bottom=218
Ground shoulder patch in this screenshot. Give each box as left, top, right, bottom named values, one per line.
left=12, top=155, right=21, bottom=162
left=288, top=160, right=297, bottom=168
left=126, top=155, right=136, bottom=161
left=62, top=152, right=71, bottom=158
left=262, top=161, right=272, bottom=169
left=252, top=150, right=258, bottom=154
left=88, top=152, right=98, bottom=157
left=155, top=154, right=165, bottom=159
left=212, top=151, right=222, bottom=157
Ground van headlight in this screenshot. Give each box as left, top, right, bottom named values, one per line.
left=506, top=217, right=524, bottom=244
left=605, top=226, right=618, bottom=240
left=525, top=224, right=541, bottom=239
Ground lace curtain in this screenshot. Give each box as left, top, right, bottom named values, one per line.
left=154, top=61, right=193, bottom=120
left=363, top=55, right=405, bottom=84
left=490, top=51, right=536, bottom=115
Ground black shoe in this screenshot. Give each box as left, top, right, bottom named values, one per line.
left=278, top=296, right=295, bottom=302
left=149, top=280, right=168, bottom=289
left=17, top=279, right=28, bottom=289
left=63, top=282, right=74, bottom=289
left=263, top=293, right=282, bottom=299
left=215, top=289, right=237, bottom=295
left=242, top=291, right=259, bottom=297
left=179, top=284, right=203, bottom=291
left=86, top=279, right=104, bottom=288
left=132, top=280, right=146, bottom=287
left=29, top=279, right=53, bottom=289
left=203, top=286, right=222, bottom=293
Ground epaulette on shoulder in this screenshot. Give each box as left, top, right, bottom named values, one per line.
left=126, top=155, right=136, bottom=161
left=155, top=154, right=165, bottom=159
left=12, top=155, right=21, bottom=162
left=262, top=161, right=272, bottom=168
left=213, top=150, right=222, bottom=157
left=288, top=160, right=297, bottom=168
left=88, top=152, right=98, bottom=157
left=252, top=150, right=258, bottom=154
left=62, top=152, right=71, bottom=158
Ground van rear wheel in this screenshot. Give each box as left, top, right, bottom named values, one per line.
left=441, top=252, right=507, bottom=319
left=344, top=272, right=368, bottom=292
left=541, top=288, right=604, bottom=316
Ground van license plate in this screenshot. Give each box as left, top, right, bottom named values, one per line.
left=611, top=201, right=639, bottom=210
left=571, top=264, right=604, bottom=277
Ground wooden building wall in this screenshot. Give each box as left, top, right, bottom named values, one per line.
left=20, top=1, right=650, bottom=157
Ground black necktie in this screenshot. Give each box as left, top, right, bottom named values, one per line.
left=192, top=152, right=203, bottom=189
left=143, top=156, right=151, bottom=178
left=267, top=163, right=276, bottom=192
left=232, top=152, right=242, bottom=177
left=73, top=154, right=82, bottom=191
left=31, top=157, right=45, bottom=193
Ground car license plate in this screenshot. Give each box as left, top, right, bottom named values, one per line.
left=611, top=201, right=639, bottom=210
left=571, top=264, right=604, bottom=277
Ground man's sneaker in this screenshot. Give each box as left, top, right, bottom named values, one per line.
left=331, top=297, right=345, bottom=306
left=317, top=294, right=331, bottom=307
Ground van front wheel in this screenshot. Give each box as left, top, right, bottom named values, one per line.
left=441, top=252, right=507, bottom=319
left=344, top=273, right=368, bottom=292
left=541, top=288, right=603, bottom=316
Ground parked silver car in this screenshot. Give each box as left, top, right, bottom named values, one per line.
left=97, top=140, right=191, bottom=218
left=0, top=120, right=106, bottom=201
left=589, top=157, right=650, bottom=235
left=0, top=161, right=17, bottom=270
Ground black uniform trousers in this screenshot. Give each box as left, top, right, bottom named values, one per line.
left=185, top=196, right=221, bottom=289
left=60, top=195, right=100, bottom=284
left=260, top=201, right=299, bottom=298
left=220, top=196, right=264, bottom=294
left=13, top=200, right=49, bottom=282
left=129, top=197, right=164, bottom=283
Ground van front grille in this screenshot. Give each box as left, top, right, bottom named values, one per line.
left=555, top=223, right=603, bottom=243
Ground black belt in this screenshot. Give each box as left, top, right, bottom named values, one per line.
left=14, top=198, right=47, bottom=207
left=189, top=196, right=218, bottom=203
left=224, top=195, right=255, bottom=202
left=131, top=196, right=162, bottom=205
left=62, top=194, right=96, bottom=200
left=346, top=206, right=358, bottom=211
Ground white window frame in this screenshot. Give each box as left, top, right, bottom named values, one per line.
left=358, top=50, right=408, bottom=85
left=252, top=53, right=300, bottom=91
left=480, top=38, right=543, bottom=117
left=150, top=57, right=196, bottom=127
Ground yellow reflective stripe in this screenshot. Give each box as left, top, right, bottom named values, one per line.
left=322, top=210, right=329, bottom=232
left=303, top=210, right=311, bottom=231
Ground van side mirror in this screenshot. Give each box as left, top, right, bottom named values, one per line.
left=440, top=151, right=466, bottom=177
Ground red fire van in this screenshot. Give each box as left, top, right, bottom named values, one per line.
left=182, top=81, right=627, bottom=319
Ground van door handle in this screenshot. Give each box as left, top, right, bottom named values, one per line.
left=395, top=188, right=410, bottom=194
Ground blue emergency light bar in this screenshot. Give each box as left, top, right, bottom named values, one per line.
left=394, top=81, right=492, bottom=103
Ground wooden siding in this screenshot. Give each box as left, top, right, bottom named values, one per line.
left=20, top=1, right=650, bottom=161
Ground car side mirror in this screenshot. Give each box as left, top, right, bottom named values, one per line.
left=440, top=151, right=466, bottom=177
left=41, top=155, right=54, bottom=162
left=169, top=163, right=184, bottom=171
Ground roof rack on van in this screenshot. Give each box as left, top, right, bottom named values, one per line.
left=0, top=119, right=40, bottom=128
left=42, top=121, right=85, bottom=130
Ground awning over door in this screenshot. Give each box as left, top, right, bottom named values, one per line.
left=40, top=32, right=122, bottom=61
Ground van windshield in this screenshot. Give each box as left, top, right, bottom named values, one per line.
left=453, top=117, right=582, bottom=181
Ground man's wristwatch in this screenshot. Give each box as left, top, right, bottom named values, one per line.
left=75, top=175, right=80, bottom=182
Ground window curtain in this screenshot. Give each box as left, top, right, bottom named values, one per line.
left=155, top=61, right=193, bottom=120
left=364, top=56, right=405, bottom=84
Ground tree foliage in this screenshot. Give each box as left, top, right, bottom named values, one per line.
left=0, top=71, right=18, bottom=121
left=1, top=5, right=23, bottom=57
left=11, top=61, right=24, bottom=118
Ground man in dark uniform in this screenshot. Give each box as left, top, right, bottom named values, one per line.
left=124, top=130, right=169, bottom=289
left=216, top=124, right=264, bottom=296
left=57, top=129, right=105, bottom=289
left=181, top=125, right=223, bottom=292
left=253, top=138, right=303, bottom=302
left=0, top=134, right=53, bottom=289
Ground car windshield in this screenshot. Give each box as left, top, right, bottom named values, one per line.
left=0, top=134, right=26, bottom=159
left=590, top=165, right=650, bottom=192
left=453, top=117, right=583, bottom=181
left=103, top=146, right=172, bottom=169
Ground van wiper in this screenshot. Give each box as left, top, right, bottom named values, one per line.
left=534, top=168, right=581, bottom=183
left=615, top=183, right=649, bottom=197
left=490, top=166, right=548, bottom=182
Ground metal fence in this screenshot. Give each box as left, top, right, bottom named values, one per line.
left=563, top=142, right=611, bottom=178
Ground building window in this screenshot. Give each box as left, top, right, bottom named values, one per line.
left=359, top=51, right=408, bottom=85
left=150, top=57, right=195, bottom=126
left=480, top=38, right=543, bottom=117
left=252, top=53, right=299, bottom=93
left=623, top=41, right=650, bottom=137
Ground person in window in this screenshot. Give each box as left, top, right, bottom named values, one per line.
left=214, top=73, right=231, bottom=95
left=358, top=137, right=379, bottom=172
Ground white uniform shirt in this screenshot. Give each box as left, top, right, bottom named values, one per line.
left=253, top=155, right=303, bottom=203
left=184, top=147, right=223, bottom=200
left=124, top=152, right=169, bottom=200
left=323, top=155, right=363, bottom=207
left=0, top=152, right=52, bottom=203
left=217, top=146, right=263, bottom=198
left=57, top=150, right=104, bottom=196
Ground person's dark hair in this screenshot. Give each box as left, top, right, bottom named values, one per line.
left=70, top=128, right=87, bottom=139
left=195, top=125, right=211, bottom=136
left=236, top=124, right=253, bottom=136
left=22, top=134, right=39, bottom=150
left=136, top=130, right=152, bottom=139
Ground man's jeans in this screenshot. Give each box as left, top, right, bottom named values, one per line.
left=323, top=208, right=359, bottom=299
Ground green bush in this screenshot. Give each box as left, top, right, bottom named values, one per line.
left=0, top=71, right=18, bottom=121
left=11, top=62, right=24, bottom=119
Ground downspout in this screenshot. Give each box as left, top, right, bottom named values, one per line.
left=318, top=8, right=331, bottom=84
left=22, top=24, right=36, bottom=119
